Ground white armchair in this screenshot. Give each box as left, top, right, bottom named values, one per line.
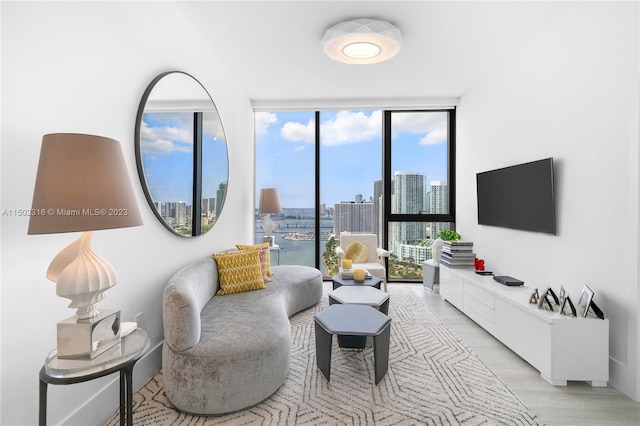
left=335, top=233, right=391, bottom=291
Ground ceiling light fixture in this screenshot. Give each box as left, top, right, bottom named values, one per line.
left=322, top=18, right=402, bottom=64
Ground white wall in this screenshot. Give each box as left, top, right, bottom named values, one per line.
left=457, top=2, right=639, bottom=399
left=1, top=2, right=254, bottom=424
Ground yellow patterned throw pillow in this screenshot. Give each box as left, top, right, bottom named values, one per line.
left=236, top=243, right=273, bottom=276
left=344, top=242, right=369, bottom=263
left=213, top=250, right=266, bottom=295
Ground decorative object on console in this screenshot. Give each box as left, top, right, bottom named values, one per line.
left=440, top=240, right=475, bottom=268
left=547, top=287, right=560, bottom=305
left=560, top=295, right=577, bottom=317
left=258, top=188, right=282, bottom=246
left=575, top=285, right=604, bottom=319
left=321, top=18, right=402, bottom=64
left=474, top=257, right=485, bottom=271
left=536, top=288, right=553, bottom=310
left=28, top=133, right=143, bottom=359
left=437, top=228, right=460, bottom=241
left=431, top=238, right=444, bottom=264
left=576, top=285, right=595, bottom=318
left=493, top=275, right=524, bottom=286
left=559, top=285, right=567, bottom=306
left=536, top=288, right=548, bottom=309
left=528, top=288, right=539, bottom=304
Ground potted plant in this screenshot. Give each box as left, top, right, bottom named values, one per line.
left=437, top=228, right=461, bottom=241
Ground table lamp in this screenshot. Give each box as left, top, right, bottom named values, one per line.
left=258, top=188, right=281, bottom=246
left=28, top=133, right=142, bottom=359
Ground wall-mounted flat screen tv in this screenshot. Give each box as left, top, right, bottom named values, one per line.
left=476, top=157, right=556, bottom=235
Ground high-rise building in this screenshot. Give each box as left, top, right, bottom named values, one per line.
left=392, top=171, right=427, bottom=246
left=334, top=201, right=374, bottom=236
left=166, top=201, right=187, bottom=225
left=428, top=181, right=449, bottom=239
left=202, top=197, right=216, bottom=217
left=216, top=181, right=228, bottom=220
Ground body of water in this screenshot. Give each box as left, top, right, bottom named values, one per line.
left=255, top=208, right=334, bottom=274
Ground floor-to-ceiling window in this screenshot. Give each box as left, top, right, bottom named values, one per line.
left=384, top=110, right=455, bottom=280
left=254, top=111, right=317, bottom=267
left=255, top=108, right=455, bottom=281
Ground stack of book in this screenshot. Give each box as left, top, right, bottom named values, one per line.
left=440, top=241, right=475, bottom=268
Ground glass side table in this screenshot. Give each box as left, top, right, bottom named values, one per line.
left=39, top=328, right=150, bottom=426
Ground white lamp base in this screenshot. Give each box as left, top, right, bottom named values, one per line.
left=261, top=215, right=276, bottom=240
left=47, top=231, right=118, bottom=319
left=57, top=309, right=121, bottom=359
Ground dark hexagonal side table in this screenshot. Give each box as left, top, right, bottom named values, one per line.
left=314, top=304, right=391, bottom=384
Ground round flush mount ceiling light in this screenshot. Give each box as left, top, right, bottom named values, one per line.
left=321, top=18, right=403, bottom=64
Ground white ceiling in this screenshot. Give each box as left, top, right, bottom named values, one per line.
left=176, top=1, right=570, bottom=107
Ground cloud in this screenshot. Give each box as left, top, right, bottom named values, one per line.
left=255, top=112, right=278, bottom=137
left=281, top=120, right=315, bottom=143
left=419, top=128, right=448, bottom=145
left=278, top=110, right=382, bottom=146
left=274, top=110, right=448, bottom=147
left=204, top=113, right=226, bottom=141
left=140, top=120, right=193, bottom=156
left=392, top=111, right=448, bottom=145
left=320, top=111, right=381, bottom=146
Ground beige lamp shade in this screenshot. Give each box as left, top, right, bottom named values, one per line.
left=258, top=188, right=282, bottom=214
left=28, top=133, right=142, bottom=234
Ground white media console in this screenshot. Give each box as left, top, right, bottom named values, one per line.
left=439, top=265, right=609, bottom=386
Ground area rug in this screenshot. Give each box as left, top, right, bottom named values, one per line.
left=105, top=285, right=539, bottom=425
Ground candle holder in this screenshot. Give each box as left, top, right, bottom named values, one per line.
left=353, top=269, right=366, bottom=283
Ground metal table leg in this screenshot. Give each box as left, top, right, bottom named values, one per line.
left=314, top=321, right=333, bottom=381
left=39, top=379, right=47, bottom=426
left=373, top=323, right=391, bottom=384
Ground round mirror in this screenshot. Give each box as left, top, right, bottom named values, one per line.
left=135, top=71, right=229, bottom=237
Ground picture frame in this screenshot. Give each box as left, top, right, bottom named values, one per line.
left=576, top=285, right=594, bottom=318
left=536, top=288, right=549, bottom=309
left=528, top=288, right=539, bottom=304
left=558, top=285, right=566, bottom=306
left=547, top=287, right=559, bottom=305
left=560, top=295, right=577, bottom=317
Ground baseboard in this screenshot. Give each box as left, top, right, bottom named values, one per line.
left=60, top=340, right=163, bottom=425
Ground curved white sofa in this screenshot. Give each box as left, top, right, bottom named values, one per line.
left=162, top=254, right=323, bottom=415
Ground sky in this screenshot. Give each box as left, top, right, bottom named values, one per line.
left=138, top=109, right=449, bottom=210
left=140, top=111, right=229, bottom=204
left=255, top=110, right=449, bottom=208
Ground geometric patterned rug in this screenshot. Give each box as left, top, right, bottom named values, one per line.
left=104, top=285, right=540, bottom=425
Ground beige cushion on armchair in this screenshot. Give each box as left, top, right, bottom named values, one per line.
left=336, top=232, right=391, bottom=290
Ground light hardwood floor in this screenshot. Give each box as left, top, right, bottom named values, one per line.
left=396, top=283, right=640, bottom=426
